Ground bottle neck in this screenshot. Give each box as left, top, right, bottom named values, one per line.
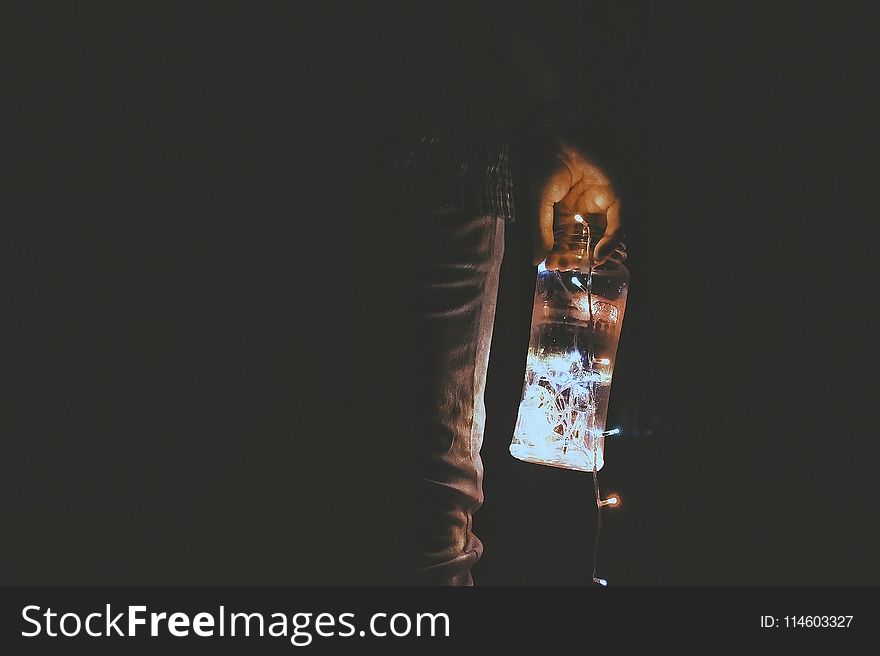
left=550, top=212, right=607, bottom=264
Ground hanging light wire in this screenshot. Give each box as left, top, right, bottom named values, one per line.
left=576, top=214, right=621, bottom=586
left=592, top=427, right=620, bottom=586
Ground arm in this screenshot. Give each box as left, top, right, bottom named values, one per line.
left=488, top=1, right=626, bottom=265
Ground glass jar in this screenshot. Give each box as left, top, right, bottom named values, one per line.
left=510, top=211, right=629, bottom=472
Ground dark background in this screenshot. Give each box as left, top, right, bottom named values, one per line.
left=478, top=2, right=878, bottom=585
left=4, top=2, right=877, bottom=585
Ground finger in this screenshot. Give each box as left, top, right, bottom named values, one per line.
left=532, top=162, right=571, bottom=266
left=593, top=201, right=623, bottom=264
left=533, top=190, right=554, bottom=266
left=606, top=246, right=627, bottom=264
left=605, top=199, right=621, bottom=237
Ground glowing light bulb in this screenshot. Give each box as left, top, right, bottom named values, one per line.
left=571, top=275, right=583, bottom=288
left=599, top=495, right=620, bottom=508
left=574, top=214, right=584, bottom=223
left=593, top=577, right=608, bottom=586
left=595, top=357, right=610, bottom=365
left=601, top=428, right=620, bottom=437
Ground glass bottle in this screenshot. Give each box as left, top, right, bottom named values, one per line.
left=510, top=211, right=629, bottom=472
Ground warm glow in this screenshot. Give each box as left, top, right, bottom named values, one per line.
left=599, top=495, right=620, bottom=508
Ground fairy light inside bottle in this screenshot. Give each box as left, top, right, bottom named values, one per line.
left=510, top=348, right=615, bottom=471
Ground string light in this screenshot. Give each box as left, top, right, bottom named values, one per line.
left=510, top=349, right=612, bottom=470
left=594, top=430, right=621, bottom=510
left=591, top=429, right=620, bottom=586
left=535, top=215, right=626, bottom=587
left=598, top=495, right=619, bottom=508
left=585, top=213, right=623, bottom=587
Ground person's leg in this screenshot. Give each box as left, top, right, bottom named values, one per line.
left=403, top=210, right=504, bottom=585
left=342, top=199, right=505, bottom=584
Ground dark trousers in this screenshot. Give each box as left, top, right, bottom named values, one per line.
left=331, top=180, right=506, bottom=584
left=404, top=210, right=505, bottom=584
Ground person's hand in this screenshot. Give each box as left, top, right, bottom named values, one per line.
left=526, top=134, right=625, bottom=267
